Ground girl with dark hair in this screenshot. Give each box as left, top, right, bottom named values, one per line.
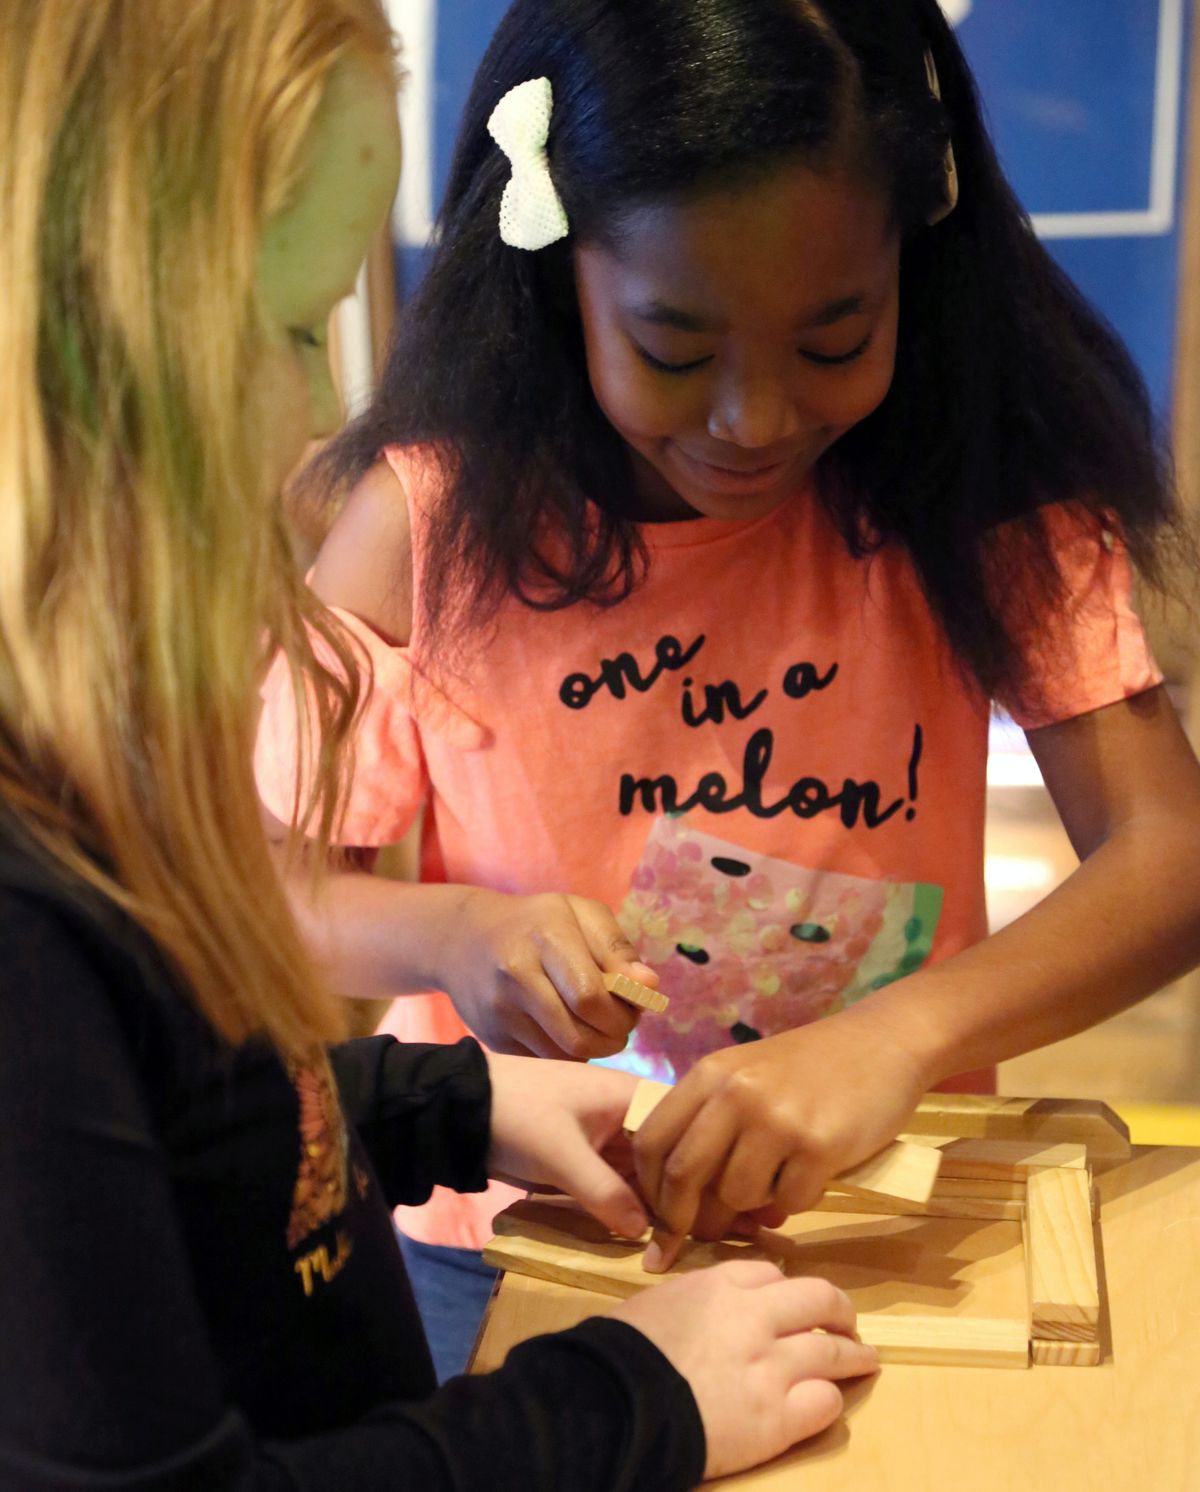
left=259, top=0, right=1200, bottom=1373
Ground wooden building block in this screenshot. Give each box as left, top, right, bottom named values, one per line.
left=813, top=1191, right=1025, bottom=1224
left=903, top=1137, right=1089, bottom=1181
left=621, top=1077, right=671, bottom=1134
left=603, top=971, right=670, bottom=1015
left=828, top=1142, right=943, bottom=1206
left=484, top=1197, right=1033, bottom=1370
left=1025, top=1167, right=1100, bottom=1342
left=906, top=1095, right=1130, bottom=1170
left=1031, top=1338, right=1102, bottom=1367
left=860, top=1314, right=1029, bottom=1369
left=622, top=1078, right=942, bottom=1206
left=929, top=1177, right=1027, bottom=1202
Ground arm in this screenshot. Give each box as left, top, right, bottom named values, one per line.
left=331, top=1035, right=651, bottom=1238
left=888, top=683, right=1200, bottom=1070
left=264, top=460, right=652, bottom=1059
left=634, top=686, right=1200, bottom=1241
left=0, top=892, right=707, bottom=1492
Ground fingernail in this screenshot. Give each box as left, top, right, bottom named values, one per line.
left=643, top=1239, right=665, bottom=1273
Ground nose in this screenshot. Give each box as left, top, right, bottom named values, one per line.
left=706, top=366, right=803, bottom=449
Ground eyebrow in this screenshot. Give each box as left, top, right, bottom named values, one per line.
left=804, top=294, right=867, bottom=329
left=630, top=293, right=868, bottom=334
left=630, top=302, right=717, bottom=333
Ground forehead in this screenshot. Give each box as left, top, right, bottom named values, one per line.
left=581, top=161, right=897, bottom=327
left=258, top=52, right=401, bottom=328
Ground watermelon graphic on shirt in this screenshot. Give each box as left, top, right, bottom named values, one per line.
left=614, top=816, right=943, bottom=1084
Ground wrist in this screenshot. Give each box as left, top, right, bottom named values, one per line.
left=419, top=883, right=488, bottom=990
left=838, top=984, right=949, bottom=1094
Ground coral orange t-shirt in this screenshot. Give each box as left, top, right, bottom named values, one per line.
left=256, top=446, right=1161, bottom=1250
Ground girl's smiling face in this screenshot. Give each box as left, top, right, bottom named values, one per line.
left=574, top=160, right=900, bottom=522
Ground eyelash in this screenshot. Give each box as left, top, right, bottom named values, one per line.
left=804, top=335, right=873, bottom=367
left=636, top=347, right=713, bottom=375
left=634, top=335, right=873, bottom=376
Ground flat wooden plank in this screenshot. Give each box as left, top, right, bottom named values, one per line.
left=899, top=1137, right=1089, bottom=1180
left=907, top=1096, right=1130, bottom=1170
left=603, top=971, right=670, bottom=1015
left=829, top=1143, right=943, bottom=1206
left=1025, top=1167, right=1100, bottom=1341
left=621, top=1076, right=670, bottom=1134
left=473, top=1268, right=1027, bottom=1372
left=486, top=1194, right=1030, bottom=1328
left=623, top=1079, right=942, bottom=1205
left=930, top=1177, right=1027, bottom=1202
left=859, top=1314, right=1029, bottom=1369
left=813, top=1192, right=1025, bottom=1224
left=1031, top=1338, right=1103, bottom=1367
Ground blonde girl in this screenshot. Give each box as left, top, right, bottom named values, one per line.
left=0, top=4, right=874, bottom=1486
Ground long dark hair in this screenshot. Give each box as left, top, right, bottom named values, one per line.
left=326, top=0, right=1178, bottom=702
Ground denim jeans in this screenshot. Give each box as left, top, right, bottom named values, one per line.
left=397, top=1233, right=500, bottom=1383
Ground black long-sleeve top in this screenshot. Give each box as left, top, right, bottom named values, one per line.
left=0, top=832, right=705, bottom=1490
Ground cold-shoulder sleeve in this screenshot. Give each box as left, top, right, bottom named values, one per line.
left=993, top=504, right=1163, bottom=731
left=255, top=605, right=488, bottom=847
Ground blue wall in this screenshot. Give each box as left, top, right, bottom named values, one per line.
left=391, top=0, right=1191, bottom=418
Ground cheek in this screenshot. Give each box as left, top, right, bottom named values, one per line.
left=810, top=321, right=898, bottom=434
left=582, top=318, right=699, bottom=442
left=258, top=346, right=315, bottom=491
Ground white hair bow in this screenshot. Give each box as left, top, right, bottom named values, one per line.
left=487, top=77, right=570, bottom=251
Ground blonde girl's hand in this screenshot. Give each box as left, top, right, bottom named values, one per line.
left=434, top=887, right=659, bottom=1060
left=633, top=1008, right=932, bottom=1266
left=485, top=1054, right=649, bottom=1238
left=610, top=1263, right=879, bottom=1480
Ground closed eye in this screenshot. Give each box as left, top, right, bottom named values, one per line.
left=289, top=326, right=324, bottom=350
left=801, top=334, right=872, bottom=367
left=634, top=343, right=714, bottom=376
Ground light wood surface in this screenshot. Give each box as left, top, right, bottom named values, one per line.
left=474, top=1145, right=1200, bottom=1489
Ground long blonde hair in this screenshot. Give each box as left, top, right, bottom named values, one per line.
left=0, top=0, right=394, bottom=1055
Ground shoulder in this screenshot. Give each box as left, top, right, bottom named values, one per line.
left=311, top=456, right=414, bottom=647
left=0, top=875, right=132, bottom=1070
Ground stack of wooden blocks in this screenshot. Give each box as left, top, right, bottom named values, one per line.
left=484, top=1080, right=1125, bottom=1370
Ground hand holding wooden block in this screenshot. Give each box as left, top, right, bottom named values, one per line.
left=621, top=1077, right=942, bottom=1206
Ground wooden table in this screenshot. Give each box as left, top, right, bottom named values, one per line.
left=472, top=1145, right=1200, bottom=1489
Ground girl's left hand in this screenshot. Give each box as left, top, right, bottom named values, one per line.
left=485, top=1053, right=651, bottom=1240
left=633, top=1006, right=933, bottom=1267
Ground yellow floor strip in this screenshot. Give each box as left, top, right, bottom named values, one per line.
left=1112, top=1103, right=1200, bottom=1148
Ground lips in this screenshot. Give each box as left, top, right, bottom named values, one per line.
left=672, top=445, right=799, bottom=496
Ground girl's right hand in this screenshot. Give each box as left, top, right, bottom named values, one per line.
left=611, top=1263, right=879, bottom=1480
left=432, top=887, right=658, bottom=1059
